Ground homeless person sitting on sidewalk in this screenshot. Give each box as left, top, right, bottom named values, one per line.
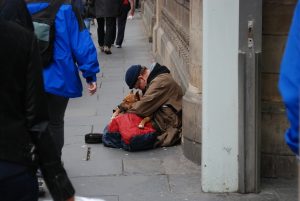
left=103, top=63, right=183, bottom=151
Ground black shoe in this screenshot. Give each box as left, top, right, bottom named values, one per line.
left=104, top=50, right=112, bottom=54
left=85, top=133, right=103, bottom=144
left=99, top=46, right=104, bottom=52
left=104, top=46, right=112, bottom=54
left=37, top=176, right=46, bottom=197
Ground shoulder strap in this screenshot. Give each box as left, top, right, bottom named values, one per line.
left=31, top=0, right=64, bottom=19
left=70, top=1, right=85, bottom=31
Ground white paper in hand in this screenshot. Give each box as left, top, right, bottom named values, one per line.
left=127, top=15, right=133, bottom=20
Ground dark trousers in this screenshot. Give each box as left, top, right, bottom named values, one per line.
left=96, top=17, right=116, bottom=48
left=47, top=93, right=69, bottom=157
left=135, top=0, right=139, bottom=8
left=0, top=162, right=38, bottom=201
left=116, top=4, right=130, bottom=46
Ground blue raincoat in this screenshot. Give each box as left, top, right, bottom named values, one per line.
left=279, top=1, right=300, bottom=156
left=27, top=2, right=100, bottom=98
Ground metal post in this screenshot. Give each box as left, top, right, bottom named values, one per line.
left=238, top=0, right=262, bottom=193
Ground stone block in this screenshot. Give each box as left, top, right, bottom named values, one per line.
left=168, top=174, right=201, bottom=194
left=261, top=73, right=282, bottom=102
left=71, top=175, right=169, bottom=196
left=263, top=1, right=296, bottom=35
left=62, top=144, right=123, bottom=177
left=261, top=154, right=297, bottom=178
left=261, top=104, right=291, bottom=155
left=276, top=155, right=297, bottom=178
left=182, top=90, right=202, bottom=143
left=182, top=137, right=201, bottom=165
left=262, top=35, right=287, bottom=73
left=163, top=153, right=201, bottom=175
left=142, top=1, right=156, bottom=43
left=261, top=154, right=278, bottom=178
left=123, top=158, right=165, bottom=175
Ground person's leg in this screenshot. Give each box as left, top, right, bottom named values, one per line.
left=135, top=0, right=139, bottom=9
left=116, top=5, right=130, bottom=47
left=0, top=170, right=38, bottom=201
left=46, top=93, right=69, bottom=157
left=96, top=17, right=105, bottom=51
left=104, top=17, right=116, bottom=49
left=91, top=18, right=95, bottom=25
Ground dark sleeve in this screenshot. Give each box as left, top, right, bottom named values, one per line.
left=26, top=34, right=75, bottom=201
left=25, top=33, right=48, bottom=131
left=1, top=0, right=34, bottom=31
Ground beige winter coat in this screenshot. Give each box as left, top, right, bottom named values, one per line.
left=129, top=73, right=183, bottom=147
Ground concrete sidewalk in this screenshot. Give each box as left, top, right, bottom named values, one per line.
left=40, top=13, right=297, bottom=201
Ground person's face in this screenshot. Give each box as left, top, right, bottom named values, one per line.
left=134, top=75, right=147, bottom=90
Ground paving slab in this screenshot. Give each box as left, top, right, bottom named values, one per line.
left=71, top=175, right=170, bottom=196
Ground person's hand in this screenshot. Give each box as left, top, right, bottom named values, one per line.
left=130, top=8, right=135, bottom=16
left=127, top=14, right=134, bottom=20
left=66, top=196, right=75, bottom=201
left=87, top=82, right=97, bottom=95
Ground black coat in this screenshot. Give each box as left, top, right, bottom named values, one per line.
left=0, top=15, right=75, bottom=201
left=0, top=0, right=34, bottom=31
left=95, top=0, right=122, bottom=18
left=0, top=17, right=48, bottom=165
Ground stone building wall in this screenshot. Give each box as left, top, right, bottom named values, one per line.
left=143, top=0, right=298, bottom=178
left=261, top=0, right=297, bottom=178
left=149, top=0, right=202, bottom=164
left=141, top=0, right=156, bottom=42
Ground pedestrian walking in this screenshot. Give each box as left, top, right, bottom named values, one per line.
left=135, top=0, right=139, bottom=9
left=0, top=1, right=75, bottom=201
left=95, top=0, right=123, bottom=54
left=115, top=0, right=134, bottom=48
left=26, top=0, right=100, bottom=158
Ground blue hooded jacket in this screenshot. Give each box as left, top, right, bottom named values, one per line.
left=27, top=1, right=100, bottom=98
left=279, top=1, right=300, bottom=156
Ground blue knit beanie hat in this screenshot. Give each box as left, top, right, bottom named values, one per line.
left=125, top=65, right=142, bottom=89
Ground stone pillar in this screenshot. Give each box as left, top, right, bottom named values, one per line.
left=182, top=0, right=202, bottom=164
left=142, top=0, right=156, bottom=43
left=151, top=0, right=202, bottom=165
left=202, top=0, right=239, bottom=192
left=152, top=0, right=163, bottom=55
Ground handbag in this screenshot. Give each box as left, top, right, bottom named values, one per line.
left=85, top=133, right=102, bottom=144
